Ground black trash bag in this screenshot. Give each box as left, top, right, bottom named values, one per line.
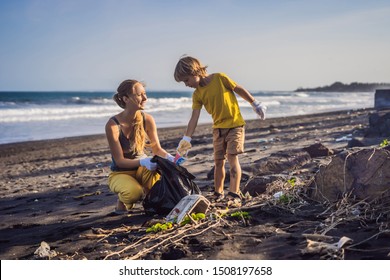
left=142, top=155, right=201, bottom=216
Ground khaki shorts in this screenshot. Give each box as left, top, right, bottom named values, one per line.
left=213, top=126, right=245, bottom=160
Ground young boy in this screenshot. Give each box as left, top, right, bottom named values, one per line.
left=174, top=56, right=266, bottom=202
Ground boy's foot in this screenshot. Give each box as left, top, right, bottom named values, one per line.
left=210, top=192, right=225, bottom=203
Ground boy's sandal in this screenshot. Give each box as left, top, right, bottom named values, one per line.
left=226, top=191, right=242, bottom=200
left=210, top=192, right=225, bottom=203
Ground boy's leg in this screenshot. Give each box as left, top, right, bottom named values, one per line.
left=226, top=126, right=245, bottom=194
left=213, top=128, right=228, bottom=195
left=214, top=158, right=225, bottom=194
left=227, top=154, right=241, bottom=194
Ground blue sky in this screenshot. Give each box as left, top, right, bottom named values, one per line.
left=1, top=0, right=390, bottom=91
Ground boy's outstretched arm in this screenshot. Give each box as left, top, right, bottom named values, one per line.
left=234, top=85, right=267, bottom=120
left=185, top=109, right=201, bottom=137
left=177, top=109, right=201, bottom=155
left=234, top=84, right=256, bottom=103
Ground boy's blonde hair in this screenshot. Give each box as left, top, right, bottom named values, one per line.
left=174, top=56, right=208, bottom=82
left=113, top=79, right=149, bottom=154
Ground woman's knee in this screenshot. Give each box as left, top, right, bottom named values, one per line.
left=108, top=173, right=144, bottom=205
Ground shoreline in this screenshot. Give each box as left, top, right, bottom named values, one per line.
left=2, top=107, right=388, bottom=260
left=0, top=107, right=373, bottom=150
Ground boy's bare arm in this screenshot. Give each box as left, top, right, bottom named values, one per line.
left=235, top=85, right=267, bottom=120
left=185, top=109, right=201, bottom=137
left=234, top=85, right=255, bottom=103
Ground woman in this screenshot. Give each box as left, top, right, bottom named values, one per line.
left=105, top=79, right=174, bottom=214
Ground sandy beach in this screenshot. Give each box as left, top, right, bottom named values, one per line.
left=1, top=108, right=389, bottom=260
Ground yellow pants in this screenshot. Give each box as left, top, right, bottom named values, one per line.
left=108, top=167, right=160, bottom=210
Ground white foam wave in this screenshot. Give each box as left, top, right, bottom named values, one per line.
left=0, top=97, right=194, bottom=123
left=0, top=105, right=119, bottom=122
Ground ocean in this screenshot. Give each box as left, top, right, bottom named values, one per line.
left=0, top=90, right=374, bottom=145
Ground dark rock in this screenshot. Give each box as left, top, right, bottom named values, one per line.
left=310, top=148, right=390, bottom=202
left=242, top=175, right=287, bottom=196
left=303, top=143, right=333, bottom=158
left=366, top=109, right=390, bottom=137
left=375, top=89, right=390, bottom=109
left=347, top=138, right=366, bottom=148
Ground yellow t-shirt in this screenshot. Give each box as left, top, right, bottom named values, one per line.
left=192, top=73, right=246, bottom=128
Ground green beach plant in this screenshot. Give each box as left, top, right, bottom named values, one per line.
left=380, top=139, right=389, bottom=147
left=180, top=212, right=206, bottom=226
left=230, top=211, right=251, bottom=220
left=287, top=177, right=296, bottom=187
left=145, top=222, right=173, bottom=233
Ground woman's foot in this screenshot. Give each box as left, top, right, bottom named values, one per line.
left=112, top=199, right=132, bottom=215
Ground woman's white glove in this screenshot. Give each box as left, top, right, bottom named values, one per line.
left=165, top=153, right=175, bottom=163
left=177, top=136, right=192, bottom=155
left=251, top=100, right=267, bottom=120
left=139, top=157, right=157, bottom=171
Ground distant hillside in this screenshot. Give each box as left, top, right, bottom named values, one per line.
left=295, top=82, right=390, bottom=92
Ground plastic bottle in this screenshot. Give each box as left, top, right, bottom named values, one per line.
left=174, top=152, right=186, bottom=165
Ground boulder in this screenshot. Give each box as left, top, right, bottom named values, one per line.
left=365, top=109, right=390, bottom=137
left=310, top=147, right=390, bottom=202
left=374, top=89, right=390, bottom=109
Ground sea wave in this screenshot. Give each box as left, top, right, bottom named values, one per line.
left=0, top=91, right=375, bottom=144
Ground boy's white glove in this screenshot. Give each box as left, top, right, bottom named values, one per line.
left=140, top=157, right=158, bottom=171
left=177, top=136, right=192, bottom=155
left=165, top=153, right=175, bottom=163
left=251, top=100, right=267, bottom=120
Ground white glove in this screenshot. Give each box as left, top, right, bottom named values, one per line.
left=177, top=136, right=192, bottom=156
left=251, top=100, right=267, bottom=120
left=139, top=157, right=157, bottom=171
left=165, top=153, right=175, bottom=163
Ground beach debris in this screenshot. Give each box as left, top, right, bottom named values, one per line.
left=257, top=138, right=268, bottom=143
left=226, top=197, right=242, bottom=208
left=335, top=134, right=353, bottom=142
left=273, top=191, right=283, bottom=199
left=73, top=190, right=101, bottom=199
left=166, top=194, right=210, bottom=224
left=104, top=219, right=221, bottom=260
left=302, top=236, right=353, bottom=259
left=242, top=191, right=253, bottom=201
left=273, top=191, right=294, bottom=204
left=34, top=241, right=57, bottom=259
